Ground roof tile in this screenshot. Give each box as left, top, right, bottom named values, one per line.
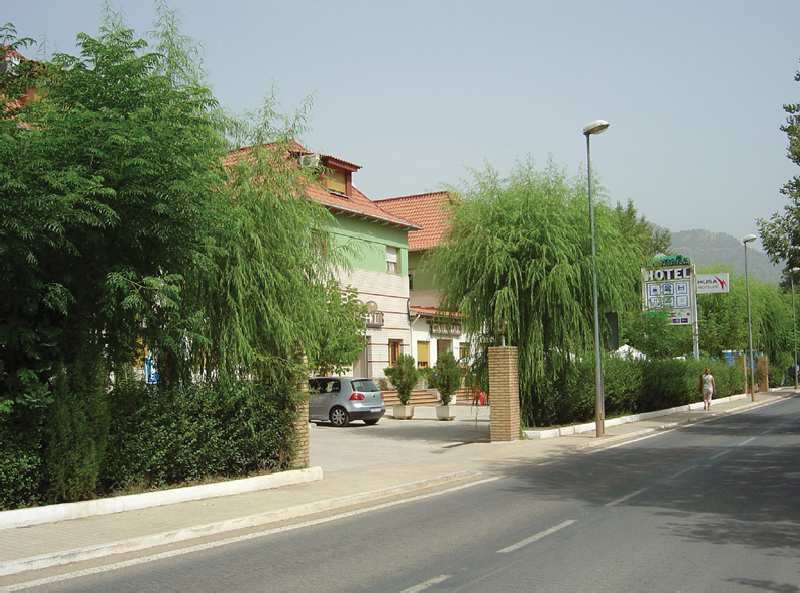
left=378, top=192, right=454, bottom=251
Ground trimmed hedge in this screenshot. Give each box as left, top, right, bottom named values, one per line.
left=0, top=380, right=300, bottom=510
left=541, top=357, right=746, bottom=427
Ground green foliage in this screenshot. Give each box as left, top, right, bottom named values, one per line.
left=428, top=351, right=462, bottom=406
left=102, top=381, right=296, bottom=491
left=621, top=310, right=693, bottom=359
left=434, top=161, right=647, bottom=426
left=384, top=354, right=420, bottom=406
left=613, top=200, right=671, bottom=257
left=0, top=442, right=41, bottom=510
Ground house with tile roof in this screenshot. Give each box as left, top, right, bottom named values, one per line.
left=226, top=142, right=420, bottom=379
left=379, top=192, right=472, bottom=375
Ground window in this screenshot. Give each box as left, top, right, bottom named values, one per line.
left=352, top=379, right=380, bottom=393
left=408, top=273, right=414, bottom=290
left=389, top=339, right=402, bottom=367
left=324, top=169, right=347, bottom=195
left=386, top=246, right=398, bottom=274
left=417, top=341, right=430, bottom=368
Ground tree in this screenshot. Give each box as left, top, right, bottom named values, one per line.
left=620, top=310, right=692, bottom=359
left=434, top=161, right=647, bottom=426
left=427, top=351, right=462, bottom=406
left=759, top=59, right=800, bottom=272
left=613, top=199, right=671, bottom=257
left=383, top=354, right=420, bottom=406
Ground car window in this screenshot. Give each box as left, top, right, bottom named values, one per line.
left=321, top=380, right=340, bottom=393
left=352, top=379, right=380, bottom=392
left=308, top=379, right=320, bottom=393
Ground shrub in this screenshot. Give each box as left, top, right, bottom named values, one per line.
left=102, top=380, right=297, bottom=492
left=383, top=354, right=420, bottom=406
left=0, top=442, right=42, bottom=510
left=428, top=352, right=462, bottom=406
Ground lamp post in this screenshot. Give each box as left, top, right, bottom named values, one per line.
left=583, top=119, right=610, bottom=437
left=791, top=267, right=800, bottom=391
left=743, top=234, right=757, bottom=401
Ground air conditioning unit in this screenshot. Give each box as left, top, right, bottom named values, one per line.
left=298, top=153, right=321, bottom=169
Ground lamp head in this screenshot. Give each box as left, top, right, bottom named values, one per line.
left=742, top=234, right=758, bottom=245
left=582, top=120, right=610, bottom=136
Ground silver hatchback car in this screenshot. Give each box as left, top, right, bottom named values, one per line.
left=308, top=377, right=385, bottom=426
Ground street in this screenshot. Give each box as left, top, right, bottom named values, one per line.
left=17, top=395, right=799, bottom=593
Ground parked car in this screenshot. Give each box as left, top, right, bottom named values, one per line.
left=308, top=377, right=385, bottom=426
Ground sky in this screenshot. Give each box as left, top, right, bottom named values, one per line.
left=6, top=0, right=800, bottom=240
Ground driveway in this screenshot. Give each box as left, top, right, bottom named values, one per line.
left=309, top=405, right=490, bottom=471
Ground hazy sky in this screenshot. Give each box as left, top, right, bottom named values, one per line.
left=7, top=0, right=800, bottom=238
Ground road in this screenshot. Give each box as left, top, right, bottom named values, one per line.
left=17, top=396, right=800, bottom=593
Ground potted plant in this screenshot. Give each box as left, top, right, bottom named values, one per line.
left=429, top=351, right=461, bottom=421
left=384, top=354, right=419, bottom=419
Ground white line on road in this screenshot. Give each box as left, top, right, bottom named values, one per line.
left=588, top=397, right=790, bottom=454
left=605, top=488, right=648, bottom=507
left=399, top=575, right=451, bottom=593
left=668, top=465, right=697, bottom=480
left=709, top=450, right=731, bottom=460
left=496, top=519, right=577, bottom=554
left=737, top=436, right=756, bottom=447
left=1, top=477, right=499, bottom=592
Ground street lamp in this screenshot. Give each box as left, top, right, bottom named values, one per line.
left=743, top=233, right=757, bottom=401
left=790, top=266, right=800, bottom=391
left=583, top=119, right=610, bottom=437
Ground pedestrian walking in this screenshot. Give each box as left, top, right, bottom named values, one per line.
left=700, top=368, right=716, bottom=411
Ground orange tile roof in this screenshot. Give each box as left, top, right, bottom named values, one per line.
left=224, top=143, right=419, bottom=230
left=377, top=192, right=454, bottom=251
left=410, top=305, right=461, bottom=318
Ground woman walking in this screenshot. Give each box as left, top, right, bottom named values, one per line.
left=701, top=368, right=716, bottom=411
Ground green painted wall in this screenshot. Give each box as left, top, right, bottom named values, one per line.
left=408, top=251, right=437, bottom=291
left=328, top=214, right=409, bottom=275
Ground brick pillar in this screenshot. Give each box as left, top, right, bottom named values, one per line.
left=757, top=356, right=769, bottom=393
left=291, top=371, right=310, bottom=469
left=489, top=346, right=520, bottom=442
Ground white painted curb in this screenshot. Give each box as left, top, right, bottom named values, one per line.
left=524, top=393, right=750, bottom=440
left=0, top=467, right=323, bottom=530
left=0, top=470, right=480, bottom=576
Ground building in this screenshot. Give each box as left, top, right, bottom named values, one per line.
left=225, top=141, right=419, bottom=379
left=378, top=192, right=472, bottom=372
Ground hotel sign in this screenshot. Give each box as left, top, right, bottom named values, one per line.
left=641, top=265, right=696, bottom=326
left=431, top=321, right=461, bottom=337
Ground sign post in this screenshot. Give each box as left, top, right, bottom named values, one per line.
left=641, top=261, right=699, bottom=359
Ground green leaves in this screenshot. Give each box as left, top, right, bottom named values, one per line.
left=434, top=162, right=647, bottom=425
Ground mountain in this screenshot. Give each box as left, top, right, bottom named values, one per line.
left=668, top=229, right=781, bottom=283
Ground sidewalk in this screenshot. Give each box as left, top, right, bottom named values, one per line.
left=1, top=389, right=793, bottom=581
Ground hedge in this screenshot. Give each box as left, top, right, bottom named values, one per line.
left=539, top=356, right=746, bottom=427
left=0, top=380, right=300, bottom=510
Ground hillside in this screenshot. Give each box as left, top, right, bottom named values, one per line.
left=669, top=229, right=781, bottom=284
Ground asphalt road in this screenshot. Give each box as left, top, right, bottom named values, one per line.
left=21, top=396, right=800, bottom=593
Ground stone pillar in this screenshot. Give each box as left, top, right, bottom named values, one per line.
left=291, top=372, right=310, bottom=469
left=488, top=346, right=520, bottom=442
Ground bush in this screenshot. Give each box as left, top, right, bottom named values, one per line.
left=102, top=381, right=298, bottom=492
left=427, top=352, right=462, bottom=406
left=0, top=442, right=42, bottom=510
left=384, top=354, right=420, bottom=405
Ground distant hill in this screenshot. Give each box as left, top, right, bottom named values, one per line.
left=668, top=229, right=781, bottom=284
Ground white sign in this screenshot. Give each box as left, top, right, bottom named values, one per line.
left=642, top=265, right=696, bottom=325
left=696, top=273, right=730, bottom=294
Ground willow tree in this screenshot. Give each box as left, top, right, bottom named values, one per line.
left=434, top=162, right=646, bottom=425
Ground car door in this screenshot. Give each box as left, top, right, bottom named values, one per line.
left=308, top=379, right=323, bottom=420
left=317, top=379, right=341, bottom=421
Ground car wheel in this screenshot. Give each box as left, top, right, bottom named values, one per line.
left=363, top=419, right=379, bottom=426
left=329, top=406, right=350, bottom=427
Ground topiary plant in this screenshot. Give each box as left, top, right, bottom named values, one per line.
left=383, top=354, right=420, bottom=405
left=428, top=351, right=462, bottom=406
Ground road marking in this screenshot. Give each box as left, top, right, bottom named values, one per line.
left=1, top=477, right=499, bottom=592
left=668, top=465, right=697, bottom=479
left=605, top=488, right=647, bottom=507
left=496, top=519, right=577, bottom=554
left=737, top=436, right=756, bottom=447
left=588, top=396, right=790, bottom=454
left=537, top=460, right=556, bottom=466
left=709, top=450, right=730, bottom=460
left=399, top=575, right=451, bottom=593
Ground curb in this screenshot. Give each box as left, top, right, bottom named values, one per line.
left=0, top=467, right=324, bottom=531
left=579, top=393, right=794, bottom=452
left=0, top=470, right=482, bottom=577
left=524, top=393, right=751, bottom=440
